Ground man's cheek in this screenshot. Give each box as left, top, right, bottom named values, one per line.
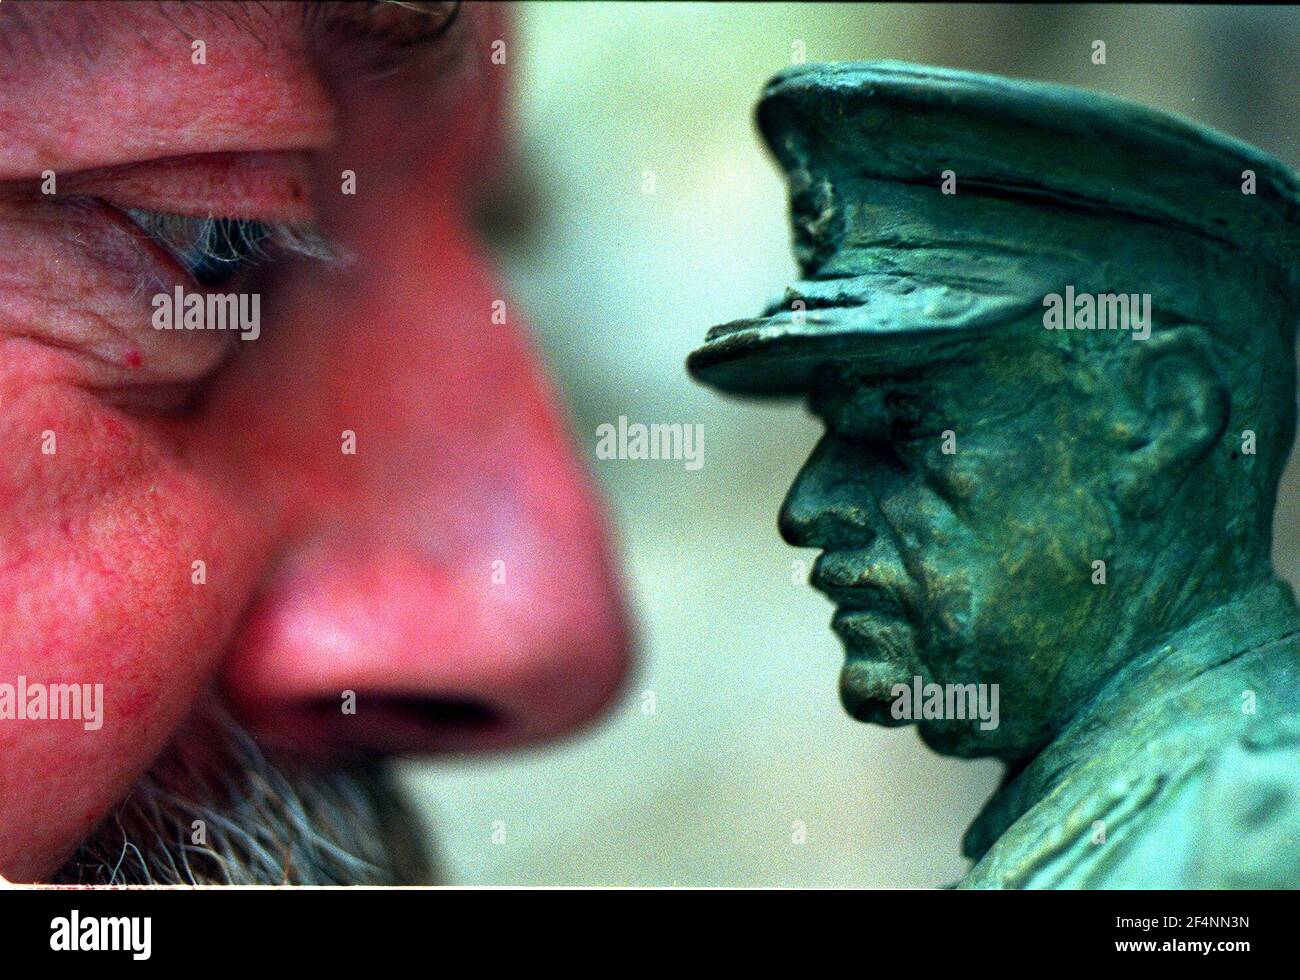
left=0, top=383, right=262, bottom=880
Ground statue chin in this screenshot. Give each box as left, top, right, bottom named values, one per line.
left=839, top=660, right=914, bottom=726
left=840, top=676, right=1010, bottom=761
left=916, top=721, right=1003, bottom=761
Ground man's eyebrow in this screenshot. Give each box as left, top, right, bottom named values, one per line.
left=0, top=1, right=462, bottom=71
left=302, top=0, right=462, bottom=52
left=141, top=1, right=461, bottom=57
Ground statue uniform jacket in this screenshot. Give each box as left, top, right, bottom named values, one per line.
left=959, top=632, right=1300, bottom=888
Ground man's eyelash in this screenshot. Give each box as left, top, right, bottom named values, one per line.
left=122, top=209, right=349, bottom=287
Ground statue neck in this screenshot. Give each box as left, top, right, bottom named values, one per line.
left=963, top=577, right=1300, bottom=864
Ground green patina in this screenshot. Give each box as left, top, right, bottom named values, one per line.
left=689, top=62, right=1300, bottom=888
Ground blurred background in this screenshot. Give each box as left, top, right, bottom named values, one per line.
left=399, top=3, right=1300, bottom=885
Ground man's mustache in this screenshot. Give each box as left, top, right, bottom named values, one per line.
left=51, top=696, right=434, bottom=885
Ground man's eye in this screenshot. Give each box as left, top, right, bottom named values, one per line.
left=122, top=210, right=273, bottom=288
left=115, top=208, right=348, bottom=290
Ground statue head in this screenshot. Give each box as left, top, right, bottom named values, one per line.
left=689, top=63, right=1300, bottom=763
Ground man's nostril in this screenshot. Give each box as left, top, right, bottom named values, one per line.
left=368, top=695, right=500, bottom=728
left=292, top=694, right=508, bottom=755
left=307, top=694, right=501, bottom=727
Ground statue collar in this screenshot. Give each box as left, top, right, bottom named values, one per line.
left=962, top=581, right=1300, bottom=864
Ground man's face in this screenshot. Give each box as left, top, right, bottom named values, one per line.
left=781, top=327, right=1127, bottom=759
left=0, top=1, right=630, bottom=883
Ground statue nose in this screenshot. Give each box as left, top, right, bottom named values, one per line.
left=779, top=435, right=877, bottom=548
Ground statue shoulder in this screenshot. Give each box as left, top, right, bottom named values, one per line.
left=1181, top=715, right=1300, bottom=888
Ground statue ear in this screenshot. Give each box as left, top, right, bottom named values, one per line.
left=1115, top=325, right=1229, bottom=518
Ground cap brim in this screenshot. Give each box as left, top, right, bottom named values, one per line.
left=688, top=279, right=1040, bottom=397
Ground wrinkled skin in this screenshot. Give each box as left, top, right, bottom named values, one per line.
left=0, top=1, right=631, bottom=882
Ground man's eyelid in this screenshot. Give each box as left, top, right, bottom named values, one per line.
left=57, top=152, right=320, bottom=226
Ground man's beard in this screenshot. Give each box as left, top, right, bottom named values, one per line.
left=52, top=698, right=434, bottom=885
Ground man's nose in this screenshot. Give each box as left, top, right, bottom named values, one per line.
left=221, top=513, right=632, bottom=757
left=212, top=204, right=632, bottom=758
left=779, top=434, right=878, bottom=549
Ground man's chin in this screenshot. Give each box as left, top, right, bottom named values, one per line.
left=50, top=698, right=435, bottom=886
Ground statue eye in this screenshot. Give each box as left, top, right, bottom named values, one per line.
left=884, top=390, right=934, bottom=439
left=122, top=210, right=273, bottom=287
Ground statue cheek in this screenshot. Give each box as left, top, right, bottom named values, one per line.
left=912, top=564, right=977, bottom=662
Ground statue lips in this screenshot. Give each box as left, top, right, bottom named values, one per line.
left=808, top=553, right=927, bottom=722
left=832, top=609, right=923, bottom=724
left=810, top=560, right=918, bottom=623
left=817, top=567, right=925, bottom=724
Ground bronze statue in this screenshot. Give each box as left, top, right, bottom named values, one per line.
left=689, top=62, right=1300, bottom=887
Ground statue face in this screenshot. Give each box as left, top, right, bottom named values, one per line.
left=781, top=327, right=1129, bottom=759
